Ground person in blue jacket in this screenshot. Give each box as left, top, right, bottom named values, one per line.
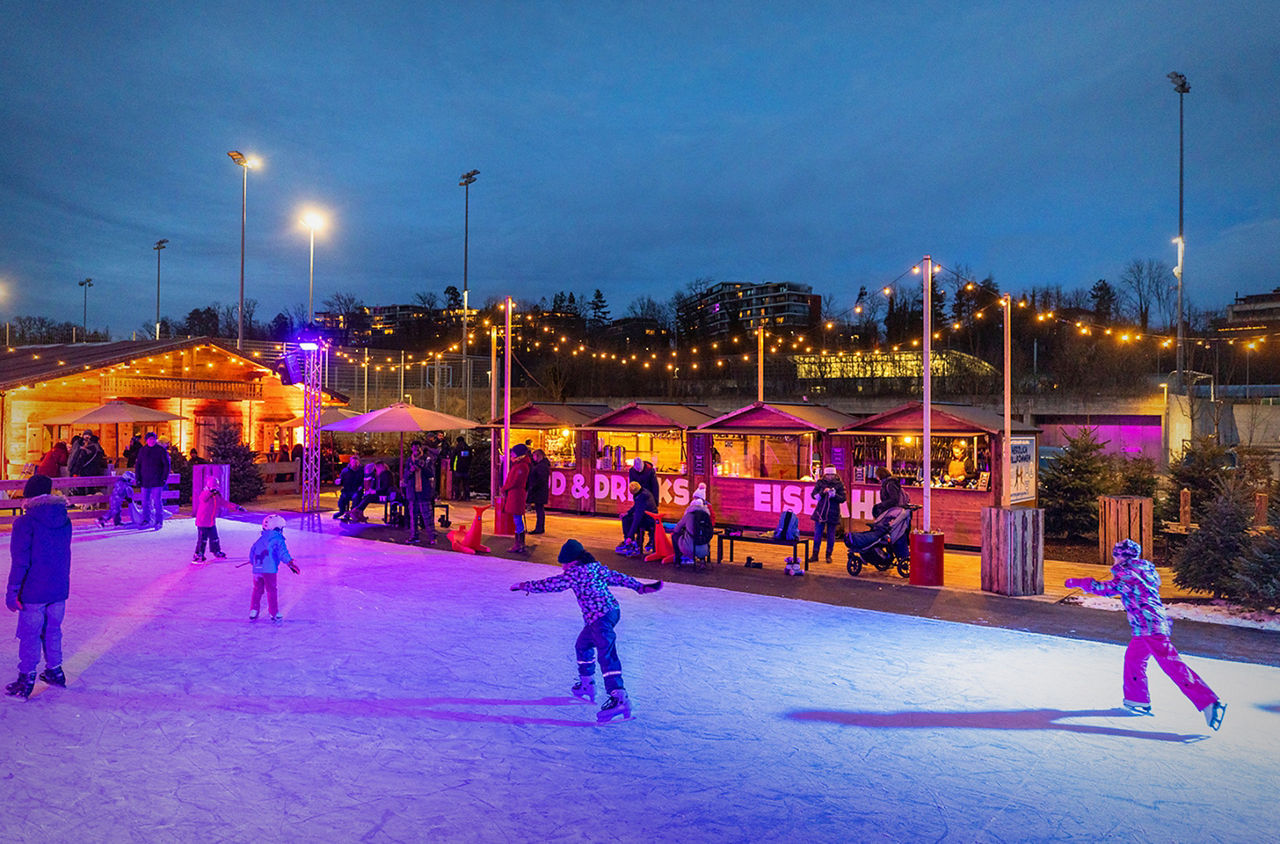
left=249, top=515, right=300, bottom=624
left=6, top=475, right=73, bottom=699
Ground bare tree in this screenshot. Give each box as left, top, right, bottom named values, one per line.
left=1119, top=259, right=1174, bottom=331
left=414, top=290, right=440, bottom=309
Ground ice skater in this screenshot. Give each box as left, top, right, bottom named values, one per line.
left=1065, top=539, right=1227, bottom=730
left=97, top=470, right=139, bottom=528
left=248, top=515, right=300, bottom=624
left=192, top=478, right=227, bottom=563
left=510, top=539, right=662, bottom=722
left=5, top=475, right=72, bottom=699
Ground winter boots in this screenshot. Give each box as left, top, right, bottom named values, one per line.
left=5, top=672, right=37, bottom=699
left=571, top=676, right=596, bottom=702
left=597, top=688, right=632, bottom=722
left=509, top=532, right=528, bottom=554
left=39, top=666, right=66, bottom=687
left=192, top=552, right=206, bottom=563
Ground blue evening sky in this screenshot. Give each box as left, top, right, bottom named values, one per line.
left=1, top=1, right=1277, bottom=337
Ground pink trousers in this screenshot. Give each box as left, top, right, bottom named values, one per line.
left=1123, top=634, right=1217, bottom=711
left=251, top=573, right=279, bottom=616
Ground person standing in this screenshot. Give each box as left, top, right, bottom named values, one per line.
left=333, top=455, right=363, bottom=520
left=36, top=442, right=69, bottom=479
left=527, top=448, right=551, bottom=534
left=450, top=436, right=472, bottom=501
left=402, top=442, right=438, bottom=544
left=248, top=515, right=299, bottom=624
left=628, top=457, right=660, bottom=508
left=499, top=444, right=532, bottom=553
left=123, top=435, right=142, bottom=469
left=809, top=466, right=846, bottom=563
left=134, top=432, right=170, bottom=530
left=872, top=466, right=907, bottom=517
left=5, top=475, right=72, bottom=699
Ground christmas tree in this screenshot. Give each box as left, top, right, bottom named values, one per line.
left=1172, top=477, right=1252, bottom=599
left=209, top=424, right=265, bottom=504
left=1041, top=427, right=1112, bottom=538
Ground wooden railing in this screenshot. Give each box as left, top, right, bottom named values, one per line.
left=256, top=460, right=300, bottom=495
left=0, top=473, right=180, bottom=522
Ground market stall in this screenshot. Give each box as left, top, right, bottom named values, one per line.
left=582, top=402, right=716, bottom=519
left=836, top=402, right=1039, bottom=546
left=489, top=403, right=613, bottom=513
left=694, top=402, right=861, bottom=530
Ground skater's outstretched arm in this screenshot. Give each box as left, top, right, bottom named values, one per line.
left=511, top=573, right=571, bottom=593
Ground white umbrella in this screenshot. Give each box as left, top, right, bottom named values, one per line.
left=321, top=402, right=478, bottom=476
left=278, top=406, right=363, bottom=429
left=42, top=400, right=184, bottom=426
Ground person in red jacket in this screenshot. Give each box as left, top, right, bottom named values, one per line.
left=192, top=479, right=227, bottom=563
left=500, top=443, right=532, bottom=554
left=36, top=442, right=69, bottom=479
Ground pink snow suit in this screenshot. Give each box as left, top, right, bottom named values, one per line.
left=194, top=488, right=220, bottom=528
left=1077, top=554, right=1218, bottom=711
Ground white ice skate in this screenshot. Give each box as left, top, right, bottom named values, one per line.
left=597, top=688, right=632, bottom=722
left=571, top=677, right=596, bottom=702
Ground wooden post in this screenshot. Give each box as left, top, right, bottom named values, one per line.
left=1098, top=495, right=1154, bottom=563
left=1255, top=491, right=1268, bottom=528
left=1179, top=487, right=1191, bottom=526
left=981, top=506, right=1044, bottom=596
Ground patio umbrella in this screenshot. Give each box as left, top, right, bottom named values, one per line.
left=278, top=406, right=363, bottom=428
left=321, top=402, right=478, bottom=476
left=42, top=401, right=185, bottom=462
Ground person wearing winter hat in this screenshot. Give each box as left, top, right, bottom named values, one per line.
left=1065, top=539, right=1227, bottom=730
left=628, top=457, right=660, bottom=509
left=511, top=539, right=662, bottom=722
left=97, top=470, right=138, bottom=529
left=5, top=474, right=72, bottom=698
left=192, top=478, right=227, bottom=563
left=809, top=466, right=846, bottom=563
left=616, top=480, right=657, bottom=557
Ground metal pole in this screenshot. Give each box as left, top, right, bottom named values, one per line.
left=922, top=256, right=932, bottom=532
left=503, top=298, right=512, bottom=489
left=238, top=164, right=247, bottom=349
left=307, top=226, right=316, bottom=324
left=490, top=326, right=498, bottom=502
left=757, top=326, right=764, bottom=402
left=154, top=239, right=167, bottom=340
left=363, top=347, right=369, bottom=412
left=1169, top=72, right=1190, bottom=390
left=1002, top=294, right=1012, bottom=508
left=460, top=170, right=478, bottom=420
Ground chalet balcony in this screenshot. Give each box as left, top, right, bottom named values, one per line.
left=102, top=375, right=263, bottom=401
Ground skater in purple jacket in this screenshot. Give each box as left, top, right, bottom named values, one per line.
left=511, top=539, right=662, bottom=722
left=1065, top=539, right=1227, bottom=730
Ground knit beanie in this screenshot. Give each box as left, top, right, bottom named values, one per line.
left=558, top=539, right=587, bottom=564
left=23, top=474, right=52, bottom=498
left=512, top=443, right=530, bottom=457
left=1112, top=538, right=1142, bottom=559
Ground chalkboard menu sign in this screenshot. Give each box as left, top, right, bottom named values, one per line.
left=690, top=436, right=707, bottom=475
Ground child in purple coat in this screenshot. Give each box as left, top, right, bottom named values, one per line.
left=1066, top=539, right=1227, bottom=730
left=511, top=539, right=662, bottom=722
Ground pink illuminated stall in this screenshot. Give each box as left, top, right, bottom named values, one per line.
left=835, top=403, right=1040, bottom=547
left=693, top=402, right=861, bottom=530
left=489, top=403, right=613, bottom=513
left=582, top=402, right=717, bottom=520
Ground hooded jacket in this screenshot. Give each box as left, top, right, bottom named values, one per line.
left=7, top=494, right=73, bottom=607
left=194, top=487, right=222, bottom=528
left=37, top=443, right=69, bottom=478
left=499, top=454, right=531, bottom=515
left=810, top=475, right=847, bottom=524
left=1078, top=555, right=1171, bottom=637
left=526, top=456, right=551, bottom=506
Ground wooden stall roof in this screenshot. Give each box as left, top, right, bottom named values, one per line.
left=696, top=401, right=860, bottom=434
left=0, top=336, right=349, bottom=402
left=490, top=402, right=615, bottom=428
left=582, top=402, right=716, bottom=431
left=839, top=402, right=1039, bottom=435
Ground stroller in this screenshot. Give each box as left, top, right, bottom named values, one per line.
left=844, top=504, right=920, bottom=578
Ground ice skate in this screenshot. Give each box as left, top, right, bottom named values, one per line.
left=1122, top=700, right=1154, bottom=716
left=597, top=688, right=632, bottom=722
left=1203, top=700, right=1227, bottom=731
left=212, top=551, right=227, bottom=560
left=248, top=609, right=259, bottom=621
left=192, top=552, right=206, bottom=563
left=614, top=539, right=635, bottom=555
left=5, top=672, right=37, bottom=699
left=39, top=666, right=66, bottom=687
left=273, top=614, right=284, bottom=625
left=571, top=676, right=596, bottom=702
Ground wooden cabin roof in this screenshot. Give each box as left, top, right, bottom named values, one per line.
left=582, top=402, right=716, bottom=430
left=697, top=401, right=860, bottom=434
left=840, top=402, right=1039, bottom=435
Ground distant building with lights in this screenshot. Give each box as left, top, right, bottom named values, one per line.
left=675, top=281, right=821, bottom=340
left=1221, top=288, right=1280, bottom=332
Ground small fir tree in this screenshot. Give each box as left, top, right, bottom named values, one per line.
left=1111, top=455, right=1158, bottom=498
left=209, top=424, right=265, bottom=504
left=1165, top=438, right=1234, bottom=521
left=1172, top=476, right=1252, bottom=599
left=1041, top=427, right=1113, bottom=538
left=1232, top=534, right=1280, bottom=613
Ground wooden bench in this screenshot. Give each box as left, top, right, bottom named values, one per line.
left=0, top=473, right=181, bottom=523
left=716, top=530, right=812, bottom=570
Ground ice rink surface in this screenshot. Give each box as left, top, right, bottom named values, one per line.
left=2, top=517, right=1278, bottom=843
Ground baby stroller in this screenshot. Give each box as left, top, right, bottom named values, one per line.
left=844, top=504, right=920, bottom=578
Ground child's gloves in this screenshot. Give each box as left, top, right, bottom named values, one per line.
left=639, top=581, right=663, bottom=594
left=1063, top=577, right=1090, bottom=590
left=510, top=583, right=528, bottom=593
left=288, top=562, right=301, bottom=575
left=5, top=594, right=21, bottom=612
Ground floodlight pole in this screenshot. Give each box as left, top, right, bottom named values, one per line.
left=460, top=169, right=479, bottom=419
left=153, top=239, right=168, bottom=340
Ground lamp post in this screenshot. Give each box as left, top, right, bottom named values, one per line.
left=1168, top=71, right=1190, bottom=390
left=153, top=239, right=168, bottom=340
left=78, top=278, right=93, bottom=341
left=227, top=151, right=259, bottom=350
left=301, top=212, right=326, bottom=324
left=459, top=169, right=479, bottom=419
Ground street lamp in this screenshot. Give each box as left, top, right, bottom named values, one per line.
left=301, top=212, right=326, bottom=324
left=227, top=151, right=259, bottom=350
left=459, top=168, right=479, bottom=419
left=153, top=239, right=168, bottom=340
left=78, top=278, right=93, bottom=341
left=1168, top=71, right=1189, bottom=390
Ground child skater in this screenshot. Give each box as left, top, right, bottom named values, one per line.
left=248, top=515, right=300, bottom=624
left=511, top=539, right=662, bottom=722
left=1066, top=539, right=1227, bottom=730
left=97, top=470, right=137, bottom=528
left=6, top=475, right=72, bottom=699
left=192, top=479, right=227, bottom=563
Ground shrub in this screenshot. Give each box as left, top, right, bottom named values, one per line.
left=1165, top=438, right=1234, bottom=521
left=1111, top=455, right=1158, bottom=498
left=1172, top=476, right=1252, bottom=599
left=209, top=425, right=265, bottom=504
left=1232, top=534, right=1280, bottom=613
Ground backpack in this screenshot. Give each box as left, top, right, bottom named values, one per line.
left=773, top=509, right=799, bottom=541
left=691, top=509, right=714, bottom=546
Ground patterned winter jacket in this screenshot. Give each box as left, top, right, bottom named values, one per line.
left=514, top=556, right=645, bottom=623
left=1079, top=555, right=1171, bottom=637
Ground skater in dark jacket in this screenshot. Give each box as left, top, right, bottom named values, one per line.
left=97, top=470, right=138, bottom=528
left=526, top=448, right=551, bottom=534
left=134, top=432, right=170, bottom=529
left=5, top=475, right=72, bottom=699
left=809, top=466, right=846, bottom=562
left=511, top=539, right=662, bottom=721
left=333, top=455, right=363, bottom=520
left=1065, top=539, right=1227, bottom=730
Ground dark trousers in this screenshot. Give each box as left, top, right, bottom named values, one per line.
left=813, top=521, right=840, bottom=559
left=575, top=608, right=624, bottom=691
left=408, top=498, right=436, bottom=540
left=620, top=511, right=653, bottom=547
left=531, top=503, right=546, bottom=533
left=336, top=488, right=358, bottom=516
left=195, top=525, right=222, bottom=555
left=452, top=471, right=470, bottom=500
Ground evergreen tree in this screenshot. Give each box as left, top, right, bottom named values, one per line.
left=1041, top=427, right=1112, bottom=537
left=1166, top=438, right=1234, bottom=520
left=1111, top=455, right=1158, bottom=497
left=1173, top=477, right=1252, bottom=599
left=209, top=425, right=265, bottom=504
left=586, top=289, right=611, bottom=328
left=1233, top=530, right=1280, bottom=612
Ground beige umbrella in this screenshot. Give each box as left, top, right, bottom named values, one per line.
left=321, top=402, right=478, bottom=476
left=42, top=400, right=184, bottom=426
left=278, top=406, right=363, bottom=429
